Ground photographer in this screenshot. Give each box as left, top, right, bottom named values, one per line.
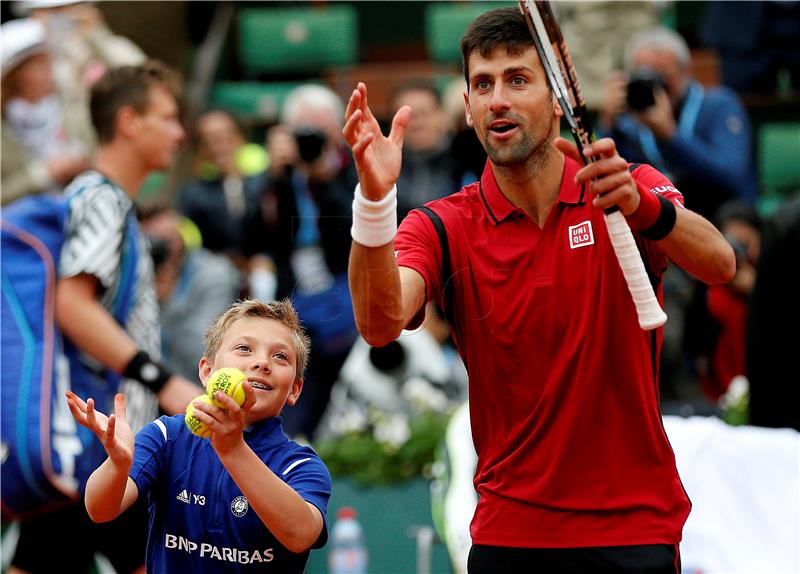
left=248, top=83, right=359, bottom=439
left=599, top=27, right=757, bottom=222
left=597, top=27, right=758, bottom=407
left=683, top=201, right=761, bottom=402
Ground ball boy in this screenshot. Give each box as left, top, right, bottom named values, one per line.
left=67, top=299, right=331, bottom=573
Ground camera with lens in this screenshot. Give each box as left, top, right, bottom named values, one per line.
left=724, top=233, right=749, bottom=268
left=626, top=69, right=668, bottom=111
left=293, top=126, right=327, bottom=163
left=369, top=341, right=407, bottom=378
left=147, top=235, right=172, bottom=270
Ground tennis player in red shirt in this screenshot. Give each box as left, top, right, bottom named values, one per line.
left=343, top=8, right=735, bottom=573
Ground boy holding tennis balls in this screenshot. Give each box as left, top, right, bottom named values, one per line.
left=66, top=299, right=331, bottom=572
left=184, top=367, right=247, bottom=436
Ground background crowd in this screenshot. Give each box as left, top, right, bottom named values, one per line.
left=1, top=1, right=798, bottom=573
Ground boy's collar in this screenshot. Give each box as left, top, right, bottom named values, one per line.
left=244, top=415, right=284, bottom=437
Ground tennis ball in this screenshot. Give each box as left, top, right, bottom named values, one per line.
left=236, top=143, right=269, bottom=176
left=185, top=394, right=214, bottom=438
left=206, top=367, right=247, bottom=408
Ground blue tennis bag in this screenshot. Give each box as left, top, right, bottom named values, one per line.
left=1, top=194, right=137, bottom=519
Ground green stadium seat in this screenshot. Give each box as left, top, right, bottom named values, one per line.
left=209, top=81, right=317, bottom=123
left=757, top=122, right=800, bottom=216
left=425, top=2, right=514, bottom=64
left=237, top=6, right=358, bottom=77
left=759, top=122, right=800, bottom=192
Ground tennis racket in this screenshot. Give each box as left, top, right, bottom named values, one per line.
left=518, top=0, right=667, bottom=330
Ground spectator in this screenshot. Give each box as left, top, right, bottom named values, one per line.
left=702, top=1, right=800, bottom=97
left=16, top=0, right=147, bottom=151
left=1, top=17, right=90, bottom=205
left=747, top=195, right=800, bottom=431
left=8, top=61, right=201, bottom=574
left=683, top=201, right=761, bottom=402
left=140, top=204, right=242, bottom=382
left=599, top=26, right=758, bottom=406
left=179, top=109, right=268, bottom=263
left=250, top=83, right=359, bottom=438
left=389, top=80, right=462, bottom=220
left=599, top=26, right=757, bottom=221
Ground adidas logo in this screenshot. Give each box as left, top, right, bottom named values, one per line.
left=176, top=489, right=190, bottom=504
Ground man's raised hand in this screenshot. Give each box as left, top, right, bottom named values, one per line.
left=342, top=82, right=411, bottom=201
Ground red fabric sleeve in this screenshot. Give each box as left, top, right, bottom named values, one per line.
left=629, top=164, right=685, bottom=277
left=630, top=163, right=685, bottom=208
left=393, top=209, right=442, bottom=330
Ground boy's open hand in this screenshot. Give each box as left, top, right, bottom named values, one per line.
left=191, top=382, right=256, bottom=456
left=342, top=82, right=410, bottom=201
left=66, top=391, right=134, bottom=469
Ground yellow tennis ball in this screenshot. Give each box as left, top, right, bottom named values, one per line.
left=206, top=367, right=247, bottom=408
left=185, top=394, right=214, bottom=438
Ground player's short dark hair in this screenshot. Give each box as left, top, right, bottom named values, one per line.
left=460, top=7, right=534, bottom=88
left=90, top=60, right=181, bottom=143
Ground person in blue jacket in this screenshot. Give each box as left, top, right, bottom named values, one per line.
left=598, top=26, right=757, bottom=222
left=66, top=298, right=331, bottom=573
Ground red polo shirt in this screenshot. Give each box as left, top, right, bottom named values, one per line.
left=394, top=157, right=690, bottom=548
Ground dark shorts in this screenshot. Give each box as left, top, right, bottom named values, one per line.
left=11, top=498, right=148, bottom=574
left=468, top=543, right=680, bottom=574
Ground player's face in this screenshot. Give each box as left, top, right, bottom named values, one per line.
left=464, top=45, right=559, bottom=168
left=133, top=84, right=185, bottom=171
left=203, top=317, right=302, bottom=423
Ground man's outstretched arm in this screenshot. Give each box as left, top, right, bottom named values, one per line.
left=343, top=82, right=426, bottom=346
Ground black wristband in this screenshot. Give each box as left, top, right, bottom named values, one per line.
left=123, top=351, right=171, bottom=393
left=640, top=195, right=677, bottom=241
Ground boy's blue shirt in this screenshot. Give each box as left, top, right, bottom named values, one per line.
left=130, top=414, right=331, bottom=573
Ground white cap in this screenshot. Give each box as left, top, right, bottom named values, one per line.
left=1, top=18, right=48, bottom=78
left=13, top=1, right=85, bottom=16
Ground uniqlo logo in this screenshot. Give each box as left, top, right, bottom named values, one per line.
left=568, top=220, right=594, bottom=249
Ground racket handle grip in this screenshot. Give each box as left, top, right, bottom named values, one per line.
left=603, top=210, right=667, bottom=330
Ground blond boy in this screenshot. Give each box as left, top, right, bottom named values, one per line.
left=67, top=299, right=331, bottom=573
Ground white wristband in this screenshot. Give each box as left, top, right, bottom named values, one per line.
left=351, top=184, right=398, bottom=247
